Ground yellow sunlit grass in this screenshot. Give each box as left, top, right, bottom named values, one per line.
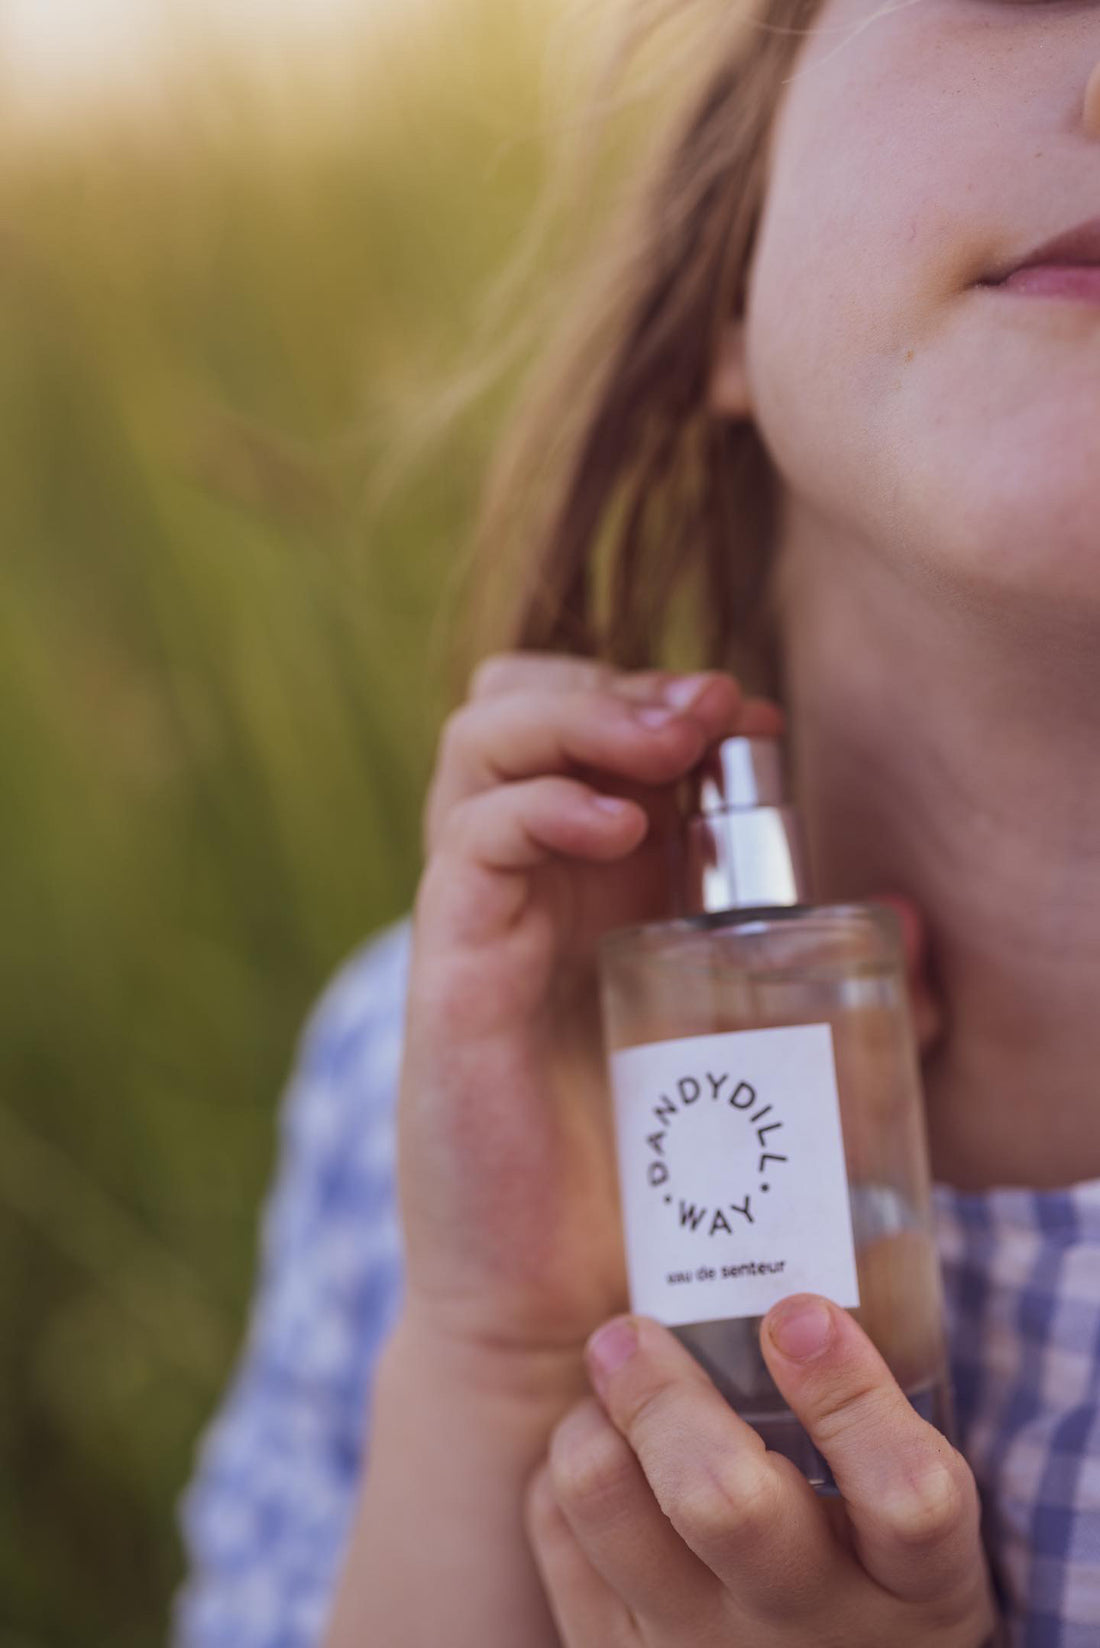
left=0, top=3, right=642, bottom=1639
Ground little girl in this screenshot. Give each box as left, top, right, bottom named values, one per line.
left=175, top=1, right=1100, bottom=1644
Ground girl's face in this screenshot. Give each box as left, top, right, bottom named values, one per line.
left=716, top=0, right=1100, bottom=615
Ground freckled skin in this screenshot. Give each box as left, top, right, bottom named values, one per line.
left=705, top=4, right=1100, bottom=1191
left=719, top=0, right=1100, bottom=616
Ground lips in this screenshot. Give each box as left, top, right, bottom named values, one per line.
left=993, top=265, right=1100, bottom=301
left=979, top=214, right=1100, bottom=285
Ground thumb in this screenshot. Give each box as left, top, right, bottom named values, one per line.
left=759, top=1293, right=987, bottom=1612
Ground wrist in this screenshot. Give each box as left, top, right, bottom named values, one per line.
left=328, top=1306, right=578, bottom=1648
left=378, top=1304, right=590, bottom=1414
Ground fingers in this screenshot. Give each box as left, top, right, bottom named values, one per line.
left=469, top=651, right=676, bottom=704
left=416, top=774, right=650, bottom=958
left=523, top=1458, right=639, bottom=1648
left=467, top=651, right=784, bottom=737
left=534, top=1309, right=995, bottom=1647
left=759, top=1293, right=985, bottom=1609
left=414, top=649, right=787, bottom=994
left=468, top=650, right=786, bottom=738
left=538, top=1394, right=724, bottom=1634
left=425, top=674, right=739, bottom=857
left=579, top=1313, right=847, bottom=1618
left=428, top=650, right=787, bottom=864
left=425, top=669, right=748, bottom=858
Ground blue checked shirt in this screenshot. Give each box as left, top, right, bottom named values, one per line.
left=173, top=913, right=1100, bottom=1648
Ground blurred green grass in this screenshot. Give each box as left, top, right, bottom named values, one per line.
left=0, top=5, right=611, bottom=1641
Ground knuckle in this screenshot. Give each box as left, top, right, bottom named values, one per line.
left=669, top=1453, right=783, bottom=1549
left=596, top=665, right=660, bottom=701
left=468, top=652, right=516, bottom=699
left=523, top=1460, right=561, bottom=1542
left=432, top=791, right=478, bottom=856
left=619, top=1375, right=679, bottom=1440
left=548, top=1400, right=637, bottom=1512
left=808, top=1376, right=890, bottom=1454
left=880, top=1450, right=975, bottom=1553
left=569, top=684, right=632, bottom=729
left=437, top=703, right=474, bottom=762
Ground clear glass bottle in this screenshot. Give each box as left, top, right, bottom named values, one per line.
left=597, top=734, right=953, bottom=1493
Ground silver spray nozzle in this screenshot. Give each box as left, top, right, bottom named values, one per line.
left=679, top=734, right=810, bottom=916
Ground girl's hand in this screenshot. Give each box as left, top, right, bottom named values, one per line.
left=396, top=650, right=943, bottom=1393
left=525, top=1294, right=999, bottom=1647
left=396, top=652, right=781, bottom=1374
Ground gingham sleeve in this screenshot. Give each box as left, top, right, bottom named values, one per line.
left=933, top=1177, right=1100, bottom=1648
left=171, top=915, right=411, bottom=1648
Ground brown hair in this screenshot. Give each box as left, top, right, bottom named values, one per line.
left=429, top=0, right=824, bottom=709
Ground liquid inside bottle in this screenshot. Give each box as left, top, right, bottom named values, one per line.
left=599, top=900, right=955, bottom=1491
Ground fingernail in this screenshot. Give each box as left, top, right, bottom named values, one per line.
left=586, top=1316, right=639, bottom=1383
left=766, top=1297, right=835, bottom=1363
left=662, top=672, right=714, bottom=711
left=635, top=703, right=680, bottom=726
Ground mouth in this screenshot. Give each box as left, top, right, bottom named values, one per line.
left=975, top=214, right=1100, bottom=303
left=978, top=265, right=1100, bottom=301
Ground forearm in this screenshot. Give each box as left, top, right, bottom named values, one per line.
left=322, top=1313, right=585, bottom=1648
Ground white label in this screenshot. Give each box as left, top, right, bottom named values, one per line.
left=608, top=1022, right=860, bottom=1326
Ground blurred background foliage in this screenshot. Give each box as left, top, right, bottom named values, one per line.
left=0, top=2, right=653, bottom=1640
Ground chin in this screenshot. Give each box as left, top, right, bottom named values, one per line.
left=917, top=439, right=1100, bottom=615
left=940, top=527, right=1100, bottom=622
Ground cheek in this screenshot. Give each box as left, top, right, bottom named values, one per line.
left=731, top=2, right=1100, bottom=609
left=741, top=197, right=899, bottom=519
left=741, top=101, right=920, bottom=493
left=739, top=62, right=1002, bottom=537
left=747, top=232, right=1100, bottom=610
left=741, top=2, right=1010, bottom=480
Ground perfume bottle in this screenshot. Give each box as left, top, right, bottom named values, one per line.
left=597, top=734, right=953, bottom=1493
